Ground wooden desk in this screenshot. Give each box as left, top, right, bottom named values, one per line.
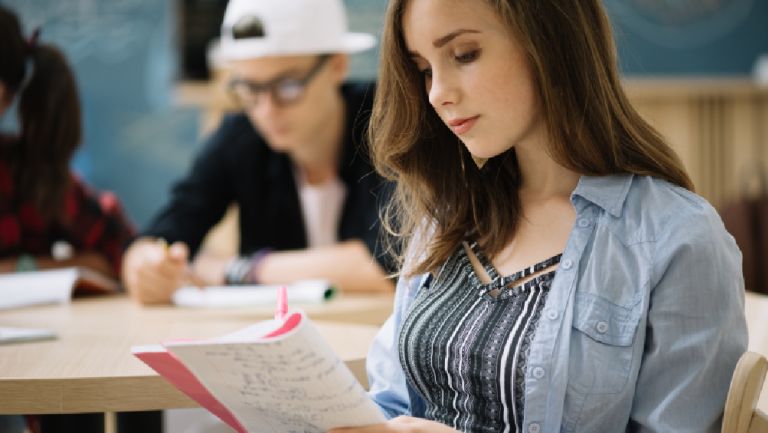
left=0, top=294, right=392, bottom=416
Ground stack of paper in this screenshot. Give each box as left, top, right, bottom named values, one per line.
left=0, top=267, right=119, bottom=310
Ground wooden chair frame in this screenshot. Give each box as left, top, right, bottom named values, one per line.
left=722, top=351, right=768, bottom=433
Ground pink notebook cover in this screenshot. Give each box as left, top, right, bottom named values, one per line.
left=133, top=312, right=303, bottom=433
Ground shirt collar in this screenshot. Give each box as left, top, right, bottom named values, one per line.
left=571, top=174, right=634, bottom=217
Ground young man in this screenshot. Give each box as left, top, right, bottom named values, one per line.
left=123, top=0, right=393, bottom=304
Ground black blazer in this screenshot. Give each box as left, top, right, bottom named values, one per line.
left=143, top=82, right=395, bottom=272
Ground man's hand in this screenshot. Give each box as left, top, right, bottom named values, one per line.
left=122, top=238, right=195, bottom=304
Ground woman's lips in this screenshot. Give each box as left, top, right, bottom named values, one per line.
left=447, top=116, right=479, bottom=135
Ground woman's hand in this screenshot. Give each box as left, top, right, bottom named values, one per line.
left=329, top=416, right=460, bottom=433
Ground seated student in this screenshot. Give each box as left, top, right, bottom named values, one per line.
left=0, top=6, right=156, bottom=433
left=122, top=0, right=394, bottom=305
left=0, top=8, right=134, bottom=281
left=333, top=1, right=748, bottom=432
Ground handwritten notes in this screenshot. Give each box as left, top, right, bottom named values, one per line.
left=138, top=312, right=385, bottom=433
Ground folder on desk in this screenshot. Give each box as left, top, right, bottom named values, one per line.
left=0, top=267, right=120, bottom=310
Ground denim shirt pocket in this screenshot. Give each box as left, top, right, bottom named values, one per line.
left=568, top=291, right=642, bottom=395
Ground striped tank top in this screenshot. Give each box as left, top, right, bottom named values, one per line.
left=399, top=242, right=561, bottom=433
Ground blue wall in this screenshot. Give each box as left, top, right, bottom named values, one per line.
left=3, top=0, right=202, bottom=228
left=352, top=0, right=768, bottom=77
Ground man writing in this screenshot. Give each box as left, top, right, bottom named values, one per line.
left=123, top=0, right=393, bottom=304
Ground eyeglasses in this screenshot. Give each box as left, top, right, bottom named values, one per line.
left=227, top=55, right=331, bottom=108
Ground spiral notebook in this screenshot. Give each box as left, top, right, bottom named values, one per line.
left=131, top=310, right=384, bottom=433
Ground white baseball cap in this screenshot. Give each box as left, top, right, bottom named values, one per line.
left=210, top=0, right=376, bottom=64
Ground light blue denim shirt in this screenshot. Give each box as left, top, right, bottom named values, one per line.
left=367, top=174, right=748, bottom=433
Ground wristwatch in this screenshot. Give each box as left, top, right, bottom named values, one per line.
left=16, top=254, right=37, bottom=272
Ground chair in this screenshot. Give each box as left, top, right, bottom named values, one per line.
left=722, top=351, right=768, bottom=433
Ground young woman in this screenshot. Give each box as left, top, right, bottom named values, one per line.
left=334, top=1, right=748, bottom=432
left=0, top=6, right=135, bottom=279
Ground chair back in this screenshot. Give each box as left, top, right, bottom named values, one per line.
left=722, top=351, right=768, bottom=433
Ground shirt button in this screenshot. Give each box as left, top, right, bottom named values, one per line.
left=532, top=367, right=546, bottom=379
left=528, top=422, right=541, bottom=433
left=596, top=321, right=609, bottom=334
left=561, top=259, right=573, bottom=270
left=545, top=309, right=558, bottom=320
left=577, top=218, right=591, bottom=228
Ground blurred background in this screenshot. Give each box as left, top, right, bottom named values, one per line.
left=1, top=0, right=767, bottom=226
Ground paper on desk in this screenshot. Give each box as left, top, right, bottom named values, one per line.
left=0, top=326, right=57, bottom=344
left=172, top=279, right=336, bottom=308
left=0, top=267, right=119, bottom=310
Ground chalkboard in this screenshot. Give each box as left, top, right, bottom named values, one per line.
left=604, top=0, right=768, bottom=75
left=342, top=1, right=768, bottom=77
left=345, top=0, right=387, bottom=80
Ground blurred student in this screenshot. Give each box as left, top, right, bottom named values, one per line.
left=334, top=0, right=748, bottom=432
left=0, top=6, right=156, bottom=433
left=0, top=7, right=134, bottom=279
left=122, top=0, right=394, bottom=304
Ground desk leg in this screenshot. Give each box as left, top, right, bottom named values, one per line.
left=104, top=411, right=117, bottom=433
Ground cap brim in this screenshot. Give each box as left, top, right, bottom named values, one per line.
left=341, top=32, right=377, bottom=54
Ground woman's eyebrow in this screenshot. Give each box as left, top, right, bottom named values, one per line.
left=433, top=29, right=480, bottom=48
left=406, top=28, right=481, bottom=58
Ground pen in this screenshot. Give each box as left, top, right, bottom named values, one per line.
left=158, top=238, right=205, bottom=287
left=275, top=286, right=288, bottom=322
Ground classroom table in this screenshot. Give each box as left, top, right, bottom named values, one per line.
left=0, top=293, right=394, bottom=432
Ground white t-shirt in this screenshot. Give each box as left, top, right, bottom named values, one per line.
left=296, top=171, right=347, bottom=248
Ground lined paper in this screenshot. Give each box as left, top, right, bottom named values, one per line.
left=164, top=312, right=384, bottom=433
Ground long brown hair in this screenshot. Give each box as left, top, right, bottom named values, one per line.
left=370, top=0, right=694, bottom=276
left=0, top=6, right=82, bottom=220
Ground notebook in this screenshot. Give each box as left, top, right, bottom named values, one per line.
left=0, top=267, right=120, bottom=310
left=131, top=310, right=385, bottom=433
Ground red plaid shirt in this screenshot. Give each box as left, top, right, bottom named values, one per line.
left=0, top=159, right=136, bottom=275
